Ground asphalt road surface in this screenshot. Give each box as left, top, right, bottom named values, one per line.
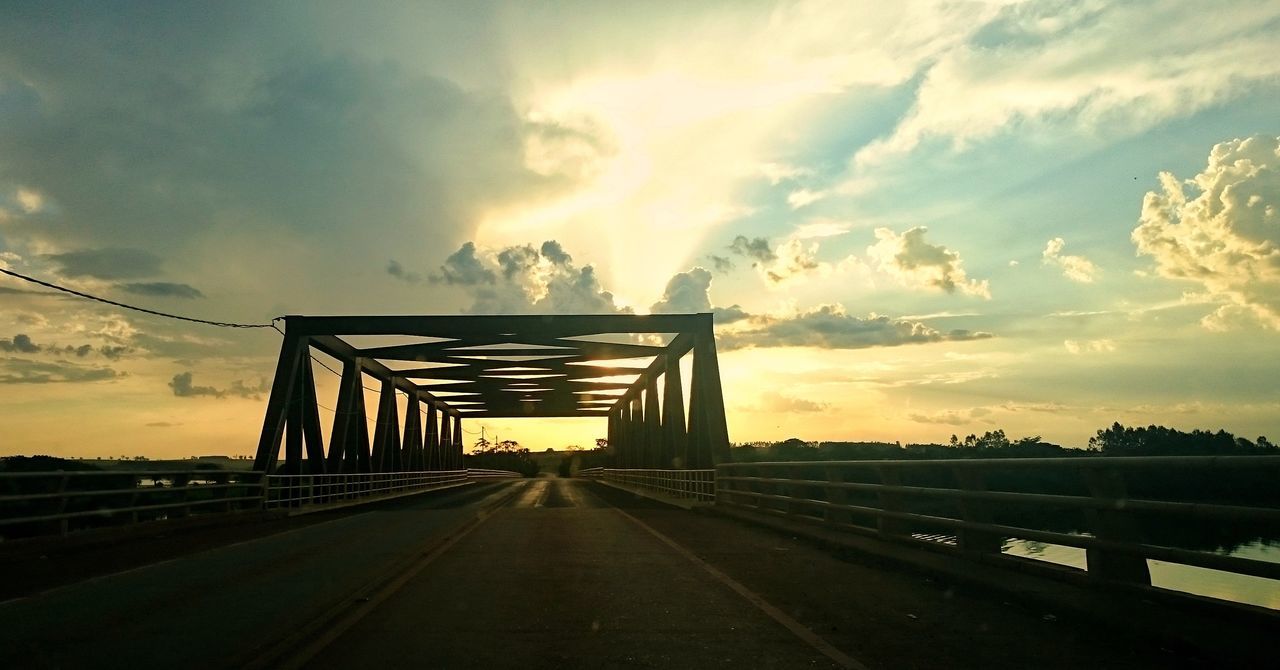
left=0, top=478, right=1221, bottom=669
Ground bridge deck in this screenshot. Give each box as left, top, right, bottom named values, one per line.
left=0, top=479, right=1227, bottom=668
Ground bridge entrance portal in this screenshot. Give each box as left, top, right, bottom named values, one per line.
left=254, top=314, right=730, bottom=474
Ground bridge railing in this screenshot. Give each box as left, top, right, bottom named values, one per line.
left=578, top=467, right=716, bottom=503
left=715, top=456, right=1280, bottom=587
left=0, top=470, right=266, bottom=540
left=264, top=468, right=523, bottom=509
left=0, top=468, right=525, bottom=539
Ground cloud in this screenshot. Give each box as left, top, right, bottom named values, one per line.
left=867, top=226, right=990, bottom=298
left=759, top=391, right=829, bottom=414
left=145, top=421, right=181, bottom=428
left=0, top=333, right=39, bottom=353
left=648, top=266, right=993, bottom=349
left=117, top=282, right=205, bottom=299
left=706, top=255, right=734, bottom=273
left=757, top=163, right=811, bottom=186
left=786, top=188, right=824, bottom=209
left=728, top=236, right=776, bottom=264
left=792, top=219, right=852, bottom=239
left=908, top=407, right=991, bottom=426
left=853, top=2, right=1280, bottom=168
left=650, top=268, right=713, bottom=314
left=0, top=333, right=103, bottom=358
left=168, top=371, right=224, bottom=398
left=719, top=304, right=993, bottom=351
left=727, top=235, right=829, bottom=286
left=386, top=260, right=423, bottom=285
left=1133, top=135, right=1280, bottom=330
left=228, top=377, right=271, bottom=400
left=760, top=238, right=826, bottom=286
left=167, top=371, right=270, bottom=400
left=1064, top=339, right=1115, bottom=355
left=1042, top=238, right=1099, bottom=283
left=430, top=242, right=497, bottom=286
left=431, top=240, right=627, bottom=314
left=0, top=357, right=120, bottom=384
left=41, top=248, right=163, bottom=280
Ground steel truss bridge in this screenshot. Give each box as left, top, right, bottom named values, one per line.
left=253, top=313, right=730, bottom=474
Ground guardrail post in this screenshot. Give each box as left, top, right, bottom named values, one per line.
left=874, top=466, right=910, bottom=539
left=824, top=465, right=850, bottom=526
left=55, top=473, right=71, bottom=536
left=1082, top=467, right=1151, bottom=585
left=953, top=468, right=1002, bottom=555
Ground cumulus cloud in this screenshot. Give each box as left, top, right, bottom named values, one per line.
left=1042, top=238, right=1098, bottom=283
left=168, top=371, right=271, bottom=400
left=118, top=282, right=205, bottom=299
left=0, top=333, right=39, bottom=353
left=430, top=242, right=497, bottom=286
left=727, top=234, right=829, bottom=286
left=1133, top=135, right=1280, bottom=330
left=650, top=268, right=713, bottom=314
left=718, top=304, right=993, bottom=351
left=431, top=240, right=627, bottom=314
left=169, top=372, right=223, bottom=398
left=867, top=227, right=990, bottom=298
left=41, top=248, right=163, bottom=280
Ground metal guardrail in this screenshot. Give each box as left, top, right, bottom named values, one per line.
left=1, top=468, right=524, bottom=539
left=715, top=456, right=1280, bottom=586
left=0, top=470, right=266, bottom=539
left=579, top=467, right=716, bottom=502
left=264, top=468, right=523, bottom=508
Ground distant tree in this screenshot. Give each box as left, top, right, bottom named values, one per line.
left=595, top=438, right=608, bottom=449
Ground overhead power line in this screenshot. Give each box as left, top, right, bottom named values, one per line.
left=0, top=267, right=281, bottom=330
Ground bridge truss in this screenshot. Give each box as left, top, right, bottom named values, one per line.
left=254, top=314, right=730, bottom=473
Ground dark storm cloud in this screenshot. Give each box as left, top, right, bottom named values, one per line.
left=118, top=282, right=205, bottom=299
left=0, top=357, right=120, bottom=384
left=42, top=249, right=163, bottom=280
left=0, top=5, right=550, bottom=279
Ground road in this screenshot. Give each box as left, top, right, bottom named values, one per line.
left=0, top=478, right=1218, bottom=669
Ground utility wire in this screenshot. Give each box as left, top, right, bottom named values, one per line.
left=2, top=268, right=486, bottom=427
left=1, top=267, right=281, bottom=329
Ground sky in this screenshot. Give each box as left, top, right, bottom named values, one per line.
left=1, top=1, right=1278, bottom=459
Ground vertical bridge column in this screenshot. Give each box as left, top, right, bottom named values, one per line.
left=689, top=314, right=730, bottom=467
left=402, top=392, right=424, bottom=470
left=425, top=404, right=440, bottom=470
left=644, top=375, right=660, bottom=468
left=454, top=418, right=464, bottom=470
left=254, top=332, right=327, bottom=474
left=661, top=355, right=686, bottom=469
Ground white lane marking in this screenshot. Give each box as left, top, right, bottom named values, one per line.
left=614, top=507, right=870, bottom=670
